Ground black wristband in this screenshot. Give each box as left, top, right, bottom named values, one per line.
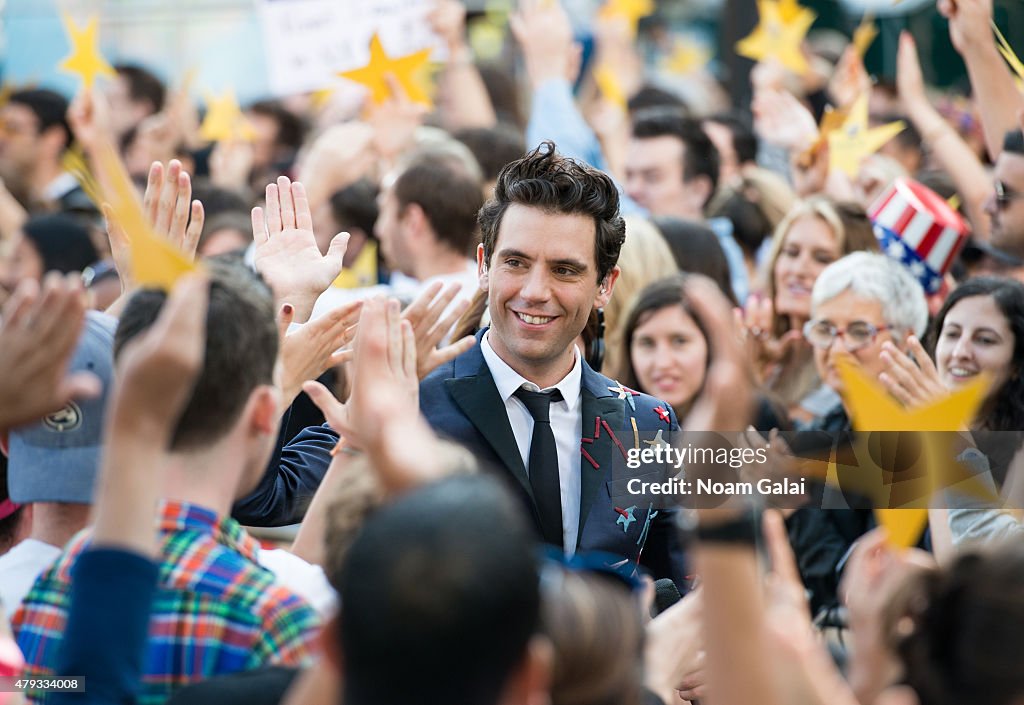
left=694, top=512, right=759, bottom=546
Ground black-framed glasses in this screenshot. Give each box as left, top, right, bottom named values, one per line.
left=803, top=319, right=891, bottom=351
left=995, top=180, right=1024, bottom=209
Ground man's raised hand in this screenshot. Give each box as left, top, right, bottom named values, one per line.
left=252, top=176, right=349, bottom=323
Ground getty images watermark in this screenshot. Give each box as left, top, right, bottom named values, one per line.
left=624, top=441, right=805, bottom=499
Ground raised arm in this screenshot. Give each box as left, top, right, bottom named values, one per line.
left=896, top=31, right=991, bottom=238
left=430, top=0, right=497, bottom=131
left=939, top=0, right=1024, bottom=160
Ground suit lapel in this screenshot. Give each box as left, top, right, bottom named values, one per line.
left=445, top=360, right=534, bottom=502
left=577, top=368, right=625, bottom=549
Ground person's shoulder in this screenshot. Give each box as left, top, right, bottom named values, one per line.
left=421, top=357, right=459, bottom=388
left=420, top=339, right=480, bottom=390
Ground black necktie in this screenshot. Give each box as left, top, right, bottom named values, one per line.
left=513, top=387, right=564, bottom=550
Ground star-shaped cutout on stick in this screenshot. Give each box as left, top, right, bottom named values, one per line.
left=199, top=90, right=256, bottom=143
left=827, top=93, right=905, bottom=178
left=338, top=33, right=434, bottom=108
left=59, top=14, right=116, bottom=89
left=599, top=0, right=654, bottom=36
left=851, top=14, right=878, bottom=59
left=736, top=0, right=816, bottom=75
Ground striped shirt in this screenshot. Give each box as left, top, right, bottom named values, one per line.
left=14, top=501, right=319, bottom=704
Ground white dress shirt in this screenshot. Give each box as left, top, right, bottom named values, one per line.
left=481, top=332, right=583, bottom=553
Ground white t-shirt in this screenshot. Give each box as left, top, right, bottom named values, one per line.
left=0, top=539, right=62, bottom=610
left=257, top=548, right=337, bottom=616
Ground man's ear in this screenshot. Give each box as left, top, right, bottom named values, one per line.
left=595, top=266, right=621, bottom=309
left=39, top=125, right=68, bottom=161
left=500, top=635, right=553, bottom=705
left=403, top=203, right=428, bottom=241
left=247, top=385, right=281, bottom=438
left=477, top=243, right=490, bottom=291
left=685, top=175, right=713, bottom=214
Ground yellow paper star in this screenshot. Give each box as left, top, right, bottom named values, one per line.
left=777, top=0, right=807, bottom=22
left=59, top=14, right=116, bottom=89
left=599, top=0, right=655, bottom=36
left=852, top=15, right=878, bottom=58
left=827, top=93, right=905, bottom=178
left=662, top=41, right=712, bottom=76
left=93, top=143, right=199, bottom=290
left=736, top=0, right=816, bottom=75
left=199, top=90, right=256, bottom=143
left=836, top=358, right=991, bottom=547
left=875, top=508, right=929, bottom=549
left=338, top=33, right=434, bottom=107
left=594, top=65, right=628, bottom=111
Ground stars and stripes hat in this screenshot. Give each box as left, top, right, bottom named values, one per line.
left=868, top=178, right=969, bottom=294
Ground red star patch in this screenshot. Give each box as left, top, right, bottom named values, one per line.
left=654, top=406, right=670, bottom=423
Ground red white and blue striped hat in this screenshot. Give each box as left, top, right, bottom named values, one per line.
left=869, top=178, right=968, bottom=294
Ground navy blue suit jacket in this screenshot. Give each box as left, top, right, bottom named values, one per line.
left=419, top=333, right=688, bottom=587
left=234, top=334, right=688, bottom=589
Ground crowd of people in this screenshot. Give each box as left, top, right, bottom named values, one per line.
left=1, top=0, right=1024, bottom=703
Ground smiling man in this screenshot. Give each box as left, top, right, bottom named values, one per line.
left=418, top=142, right=687, bottom=585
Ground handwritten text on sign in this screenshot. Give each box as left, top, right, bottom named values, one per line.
left=258, top=0, right=444, bottom=96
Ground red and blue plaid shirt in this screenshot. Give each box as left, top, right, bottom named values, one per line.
left=14, top=501, right=320, bottom=704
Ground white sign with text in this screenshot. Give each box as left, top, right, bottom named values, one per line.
left=258, top=0, right=444, bottom=96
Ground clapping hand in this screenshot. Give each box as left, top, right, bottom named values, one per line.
left=878, top=337, right=948, bottom=409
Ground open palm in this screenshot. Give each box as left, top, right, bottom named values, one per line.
left=252, top=176, right=348, bottom=322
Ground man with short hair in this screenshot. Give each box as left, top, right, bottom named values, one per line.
left=333, top=475, right=547, bottom=705
left=375, top=154, right=484, bottom=302
left=626, top=108, right=748, bottom=302
left=107, top=64, right=166, bottom=141
left=14, top=261, right=320, bottom=704
left=626, top=108, right=720, bottom=221
left=419, top=143, right=686, bottom=583
left=0, top=89, right=89, bottom=214
left=272, top=144, right=686, bottom=587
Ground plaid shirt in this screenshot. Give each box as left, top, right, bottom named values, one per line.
left=14, top=501, right=320, bottom=705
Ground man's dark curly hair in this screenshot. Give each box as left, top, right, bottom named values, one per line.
left=478, top=141, right=626, bottom=282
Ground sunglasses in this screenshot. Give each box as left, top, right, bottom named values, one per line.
left=995, top=180, right=1024, bottom=209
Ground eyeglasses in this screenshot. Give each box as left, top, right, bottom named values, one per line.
left=994, top=180, right=1024, bottom=209
left=803, top=320, right=891, bottom=351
